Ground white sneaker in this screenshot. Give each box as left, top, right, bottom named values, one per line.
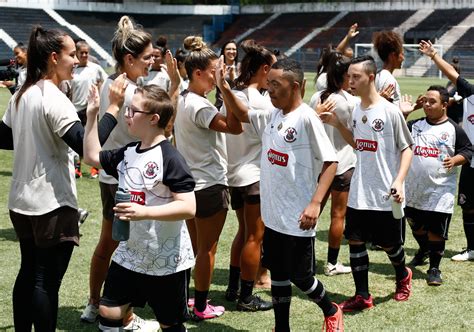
left=324, top=262, right=351, bottom=276
left=451, top=249, right=474, bottom=261
left=80, top=303, right=99, bottom=323
left=123, top=314, right=160, bottom=332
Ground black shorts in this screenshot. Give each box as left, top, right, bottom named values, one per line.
left=77, top=109, right=87, bottom=127
left=344, top=207, right=404, bottom=247
left=405, top=206, right=451, bottom=239
left=261, top=227, right=315, bottom=280
left=195, top=184, right=229, bottom=218
left=330, top=167, right=354, bottom=192
left=100, top=182, right=118, bottom=221
left=230, top=181, right=260, bottom=210
left=458, top=164, right=474, bottom=211
left=10, top=206, right=80, bottom=248
left=101, top=261, right=189, bottom=326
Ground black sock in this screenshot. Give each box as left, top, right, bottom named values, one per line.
left=194, top=289, right=209, bottom=312
left=239, top=279, right=254, bottom=303
left=412, top=231, right=429, bottom=254
left=293, top=277, right=336, bottom=317
left=161, top=324, right=186, bottom=332
left=271, top=279, right=292, bottom=332
left=228, top=265, right=240, bottom=291
left=327, top=246, right=340, bottom=266
left=463, top=212, right=474, bottom=250
left=428, top=240, right=445, bottom=270
left=349, top=243, right=369, bottom=299
left=385, top=245, right=408, bottom=280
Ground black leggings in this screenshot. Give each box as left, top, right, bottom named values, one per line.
left=13, top=239, right=74, bottom=332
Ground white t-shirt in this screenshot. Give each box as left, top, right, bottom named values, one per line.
left=224, top=87, right=272, bottom=187
left=99, top=74, right=138, bottom=184
left=174, top=91, right=227, bottom=191
left=348, top=98, right=413, bottom=211
left=315, top=72, right=327, bottom=92
left=309, top=90, right=357, bottom=175
left=145, top=70, right=170, bottom=92
left=375, top=69, right=401, bottom=107
left=249, top=103, right=337, bottom=237
left=70, top=62, right=107, bottom=111
left=101, top=140, right=195, bottom=276
left=3, top=80, right=80, bottom=215
left=406, top=118, right=472, bottom=213
left=16, top=66, right=26, bottom=90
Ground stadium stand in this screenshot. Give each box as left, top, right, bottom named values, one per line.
left=57, top=11, right=212, bottom=54
left=0, top=40, right=11, bottom=60
left=213, top=14, right=271, bottom=46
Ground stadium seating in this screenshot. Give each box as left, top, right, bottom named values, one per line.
left=214, top=14, right=271, bottom=46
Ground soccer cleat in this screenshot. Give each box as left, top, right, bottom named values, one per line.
left=451, top=249, right=474, bottom=261
left=325, top=262, right=351, bottom=276
left=408, top=250, right=429, bottom=266
left=236, top=294, right=273, bottom=312
left=339, top=294, right=374, bottom=312
left=192, top=303, right=225, bottom=321
left=123, top=314, right=159, bottom=331
left=75, top=168, right=82, bottom=179
left=394, top=267, right=412, bottom=301
left=224, top=288, right=239, bottom=302
left=323, top=303, right=344, bottom=332
left=78, top=208, right=89, bottom=228
left=90, top=167, right=99, bottom=179
left=80, top=303, right=98, bottom=323
left=426, top=267, right=443, bottom=286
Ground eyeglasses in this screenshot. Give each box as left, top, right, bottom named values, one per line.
left=125, top=105, right=153, bottom=118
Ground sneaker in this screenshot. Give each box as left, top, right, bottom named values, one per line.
left=339, top=294, right=374, bottom=312
left=192, top=303, right=225, bottom=321
left=451, top=248, right=474, bottom=261
left=78, top=208, right=89, bottom=228
left=90, top=167, right=99, bottom=179
left=426, top=267, right=443, bottom=286
left=225, top=288, right=239, bottom=302
left=236, top=294, right=273, bottom=312
left=80, top=303, right=98, bottom=323
left=325, top=262, right=351, bottom=276
left=75, top=168, right=82, bottom=179
left=393, top=267, right=412, bottom=301
left=323, top=303, right=344, bottom=332
left=123, top=314, right=159, bottom=331
left=408, top=250, right=429, bottom=266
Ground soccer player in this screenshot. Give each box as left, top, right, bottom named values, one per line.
left=419, top=40, right=474, bottom=262
left=84, top=84, right=196, bottom=332
left=218, top=58, right=343, bottom=331
left=403, top=85, right=472, bottom=285
left=321, top=55, right=414, bottom=311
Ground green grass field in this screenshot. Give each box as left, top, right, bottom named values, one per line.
left=0, top=75, right=473, bottom=331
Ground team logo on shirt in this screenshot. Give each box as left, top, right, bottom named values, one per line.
left=355, top=139, right=378, bottom=152
left=353, top=120, right=357, bottom=128
left=267, top=149, right=289, bottom=166
left=144, top=161, right=159, bottom=179
left=283, top=127, right=297, bottom=143
left=130, top=191, right=146, bottom=205
left=371, top=119, right=384, bottom=132
left=414, top=145, right=439, bottom=158
left=468, top=114, right=474, bottom=124
left=439, top=132, right=450, bottom=142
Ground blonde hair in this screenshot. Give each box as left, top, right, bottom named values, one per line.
left=183, top=35, right=218, bottom=80
left=112, top=16, right=152, bottom=69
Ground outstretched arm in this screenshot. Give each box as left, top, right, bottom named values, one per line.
left=419, top=40, right=459, bottom=84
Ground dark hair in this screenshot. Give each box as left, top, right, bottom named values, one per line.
left=271, top=58, right=304, bottom=86
left=14, top=42, right=27, bottom=53
left=316, top=45, right=334, bottom=76
left=451, top=57, right=461, bottom=74
left=427, top=85, right=449, bottom=104
left=76, top=39, right=89, bottom=50
left=155, top=35, right=168, bottom=56
left=373, top=31, right=403, bottom=63
left=15, top=26, right=69, bottom=107
left=220, top=40, right=238, bottom=64
left=183, top=35, right=218, bottom=80
left=350, top=55, right=377, bottom=76
left=136, top=85, right=175, bottom=129
left=320, top=52, right=350, bottom=103
left=235, top=39, right=274, bottom=88
left=174, top=48, right=188, bottom=64
left=112, top=16, right=152, bottom=70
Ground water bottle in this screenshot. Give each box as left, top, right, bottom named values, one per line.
left=112, top=188, right=131, bottom=241
left=390, top=188, right=404, bottom=219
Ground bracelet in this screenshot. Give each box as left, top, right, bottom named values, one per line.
left=430, top=51, right=438, bottom=59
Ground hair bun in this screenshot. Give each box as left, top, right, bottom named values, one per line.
left=183, top=36, right=206, bottom=52
left=240, top=39, right=262, bottom=55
